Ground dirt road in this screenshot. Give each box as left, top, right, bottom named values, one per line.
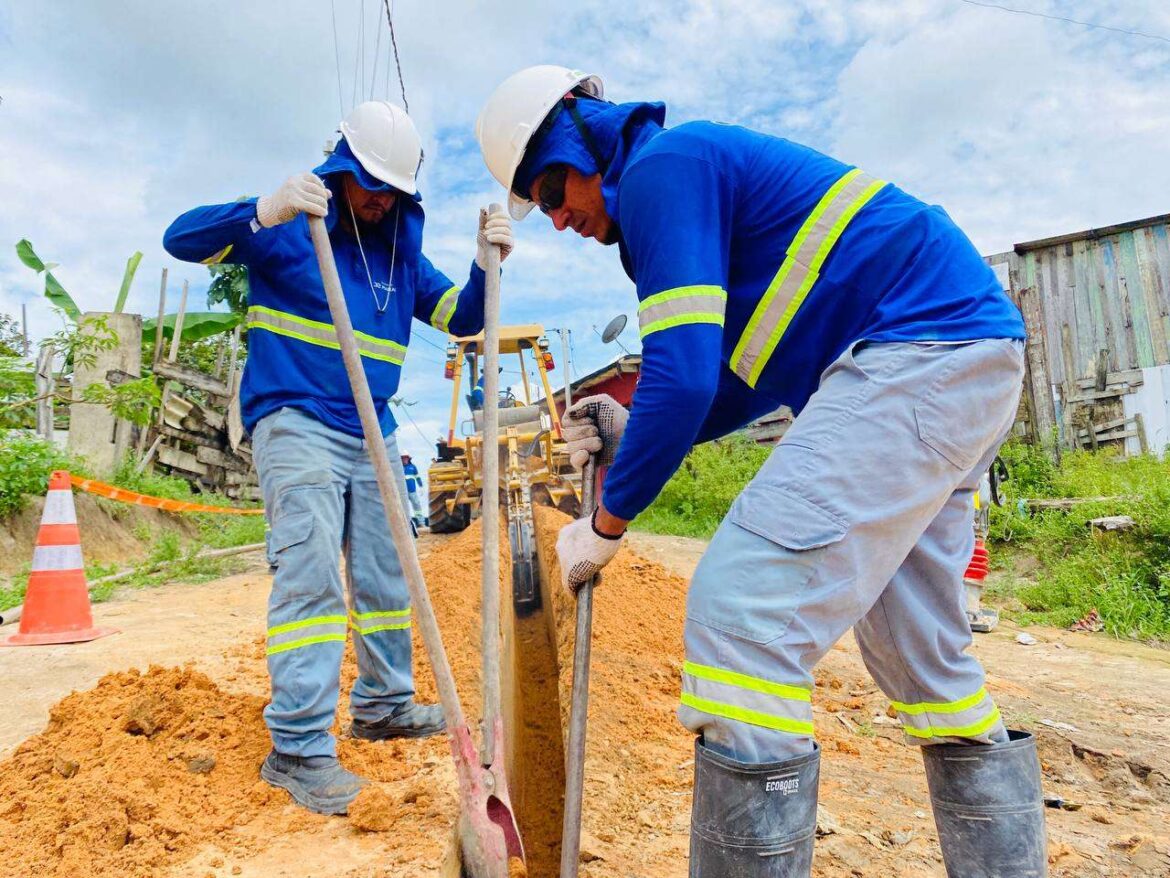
left=1, top=526, right=1168, bottom=877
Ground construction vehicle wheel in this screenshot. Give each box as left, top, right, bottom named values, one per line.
left=428, top=491, right=469, bottom=534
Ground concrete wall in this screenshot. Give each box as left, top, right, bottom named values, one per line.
left=68, top=312, right=142, bottom=476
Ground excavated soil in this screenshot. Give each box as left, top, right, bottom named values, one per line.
left=3, top=513, right=1170, bottom=877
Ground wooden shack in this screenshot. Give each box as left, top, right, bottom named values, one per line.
left=987, top=213, right=1170, bottom=457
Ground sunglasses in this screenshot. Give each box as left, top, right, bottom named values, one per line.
left=536, top=165, right=569, bottom=215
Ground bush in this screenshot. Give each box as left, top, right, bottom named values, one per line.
left=990, top=442, right=1170, bottom=640
left=633, top=434, right=772, bottom=539
left=0, top=432, right=72, bottom=517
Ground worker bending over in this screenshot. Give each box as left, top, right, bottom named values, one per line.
left=477, top=67, right=1044, bottom=877
left=164, top=101, right=513, bottom=815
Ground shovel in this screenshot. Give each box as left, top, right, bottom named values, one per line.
left=559, top=457, right=599, bottom=878
left=308, top=214, right=521, bottom=878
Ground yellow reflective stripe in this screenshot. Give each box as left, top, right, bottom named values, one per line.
left=641, top=312, right=724, bottom=337
left=266, top=633, right=347, bottom=656
left=684, top=661, right=811, bottom=702
left=680, top=692, right=816, bottom=736
left=891, top=687, right=990, bottom=716
left=744, top=177, right=886, bottom=386
left=902, top=708, right=1002, bottom=740
left=639, top=286, right=728, bottom=339
left=247, top=305, right=405, bottom=364
left=429, top=286, right=460, bottom=332
left=349, top=621, right=412, bottom=635
left=728, top=171, right=861, bottom=375
left=350, top=609, right=411, bottom=620
left=201, top=244, right=234, bottom=265
left=638, top=285, right=726, bottom=311
left=267, top=614, right=348, bottom=637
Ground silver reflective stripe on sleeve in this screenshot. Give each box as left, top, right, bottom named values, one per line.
left=637, top=285, right=727, bottom=339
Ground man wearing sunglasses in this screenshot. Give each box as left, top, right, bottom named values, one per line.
left=164, top=101, right=513, bottom=815
left=477, top=67, right=1043, bottom=877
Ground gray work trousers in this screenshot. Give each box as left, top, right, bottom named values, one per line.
left=679, top=339, right=1024, bottom=763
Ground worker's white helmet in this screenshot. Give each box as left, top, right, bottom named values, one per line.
left=476, top=66, right=604, bottom=219
left=340, top=101, right=422, bottom=195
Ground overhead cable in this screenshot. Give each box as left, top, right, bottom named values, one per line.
left=957, top=0, right=1170, bottom=44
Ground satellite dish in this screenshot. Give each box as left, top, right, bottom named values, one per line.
left=601, top=314, right=627, bottom=344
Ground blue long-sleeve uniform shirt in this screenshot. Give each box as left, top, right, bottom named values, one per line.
left=604, top=121, right=1025, bottom=520
left=163, top=186, right=484, bottom=438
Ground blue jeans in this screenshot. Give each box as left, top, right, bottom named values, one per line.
left=679, top=340, right=1025, bottom=763
left=252, top=406, right=415, bottom=758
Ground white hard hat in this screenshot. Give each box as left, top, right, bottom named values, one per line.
left=340, top=101, right=422, bottom=195
left=476, top=66, right=604, bottom=219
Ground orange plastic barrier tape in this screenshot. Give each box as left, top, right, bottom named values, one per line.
left=69, top=475, right=264, bottom=515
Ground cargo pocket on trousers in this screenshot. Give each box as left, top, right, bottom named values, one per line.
left=688, top=486, right=848, bottom=645
left=267, top=510, right=315, bottom=572
left=914, top=340, right=1024, bottom=472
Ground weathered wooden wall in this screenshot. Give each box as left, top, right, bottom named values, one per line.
left=989, top=214, right=1170, bottom=381
left=988, top=213, right=1170, bottom=452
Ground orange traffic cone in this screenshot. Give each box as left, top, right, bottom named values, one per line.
left=3, top=470, right=118, bottom=646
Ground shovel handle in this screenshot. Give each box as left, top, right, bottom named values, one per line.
left=560, top=458, right=598, bottom=878
left=480, top=204, right=504, bottom=762
left=306, top=216, right=466, bottom=734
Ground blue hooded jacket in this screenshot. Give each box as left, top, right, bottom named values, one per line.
left=163, top=138, right=486, bottom=437
left=519, top=99, right=1025, bottom=521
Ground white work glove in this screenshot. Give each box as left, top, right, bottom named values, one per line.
left=556, top=514, right=623, bottom=593
left=476, top=207, right=515, bottom=270
left=563, top=394, right=629, bottom=471
left=256, top=172, right=331, bottom=228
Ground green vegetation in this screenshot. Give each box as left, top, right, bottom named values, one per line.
left=633, top=435, right=772, bottom=539
left=632, top=433, right=1170, bottom=643
left=989, top=442, right=1170, bottom=641
left=0, top=432, right=75, bottom=517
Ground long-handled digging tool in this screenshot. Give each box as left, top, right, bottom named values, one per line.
left=559, top=458, right=599, bottom=878
left=308, top=214, right=522, bottom=878
left=473, top=204, right=525, bottom=875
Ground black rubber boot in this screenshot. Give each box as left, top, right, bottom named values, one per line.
left=690, top=738, right=819, bottom=877
left=260, top=750, right=366, bottom=815
left=922, top=729, right=1047, bottom=877
left=350, top=699, right=446, bottom=740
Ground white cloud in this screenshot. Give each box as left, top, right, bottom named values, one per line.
left=1, top=0, right=1168, bottom=466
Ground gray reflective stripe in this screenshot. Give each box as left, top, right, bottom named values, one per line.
left=730, top=169, right=887, bottom=387
left=637, top=286, right=727, bottom=339
left=892, top=689, right=1002, bottom=740
left=246, top=306, right=406, bottom=365
left=349, top=608, right=411, bottom=635
left=41, top=490, right=75, bottom=525
left=266, top=614, right=348, bottom=655
left=680, top=662, right=814, bottom=736
left=32, top=545, right=84, bottom=571
left=429, top=286, right=460, bottom=332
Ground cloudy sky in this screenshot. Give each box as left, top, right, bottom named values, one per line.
left=2, top=0, right=1168, bottom=468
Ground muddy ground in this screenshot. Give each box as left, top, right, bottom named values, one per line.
left=1, top=520, right=1169, bottom=877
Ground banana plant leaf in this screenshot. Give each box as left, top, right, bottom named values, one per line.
left=113, top=251, right=143, bottom=314
left=144, top=311, right=243, bottom=342
left=15, top=239, right=81, bottom=320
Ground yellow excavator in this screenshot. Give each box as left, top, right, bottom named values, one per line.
left=427, top=324, right=579, bottom=607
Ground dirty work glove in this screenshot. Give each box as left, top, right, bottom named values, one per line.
left=563, top=394, right=628, bottom=471
left=556, top=513, right=623, bottom=593
left=256, top=172, right=331, bottom=228
left=476, top=207, right=515, bottom=270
